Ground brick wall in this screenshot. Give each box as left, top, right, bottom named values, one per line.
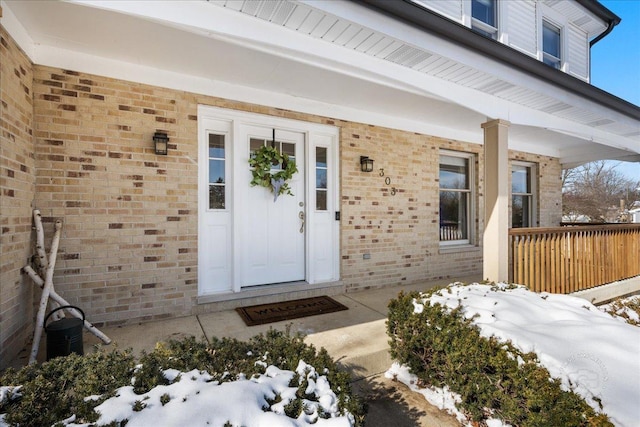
left=25, top=65, right=562, bottom=329
left=32, top=66, right=202, bottom=325
left=31, top=66, right=337, bottom=326
left=0, top=25, right=35, bottom=369
left=340, top=124, right=487, bottom=291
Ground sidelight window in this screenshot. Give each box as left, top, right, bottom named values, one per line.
left=208, top=134, right=226, bottom=210
left=316, top=147, right=328, bottom=211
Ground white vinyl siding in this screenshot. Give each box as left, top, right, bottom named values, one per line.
left=505, top=0, right=537, bottom=58
left=567, top=25, right=589, bottom=81
left=411, top=0, right=597, bottom=81
left=412, top=0, right=464, bottom=24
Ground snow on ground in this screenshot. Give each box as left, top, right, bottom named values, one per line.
left=392, top=283, right=640, bottom=427
left=3, top=285, right=638, bottom=427
left=1, top=361, right=353, bottom=427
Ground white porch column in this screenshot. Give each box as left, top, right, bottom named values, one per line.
left=481, top=119, right=510, bottom=282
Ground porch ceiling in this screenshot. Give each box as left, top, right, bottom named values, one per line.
left=3, top=0, right=639, bottom=166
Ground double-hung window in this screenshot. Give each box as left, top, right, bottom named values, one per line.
left=542, top=20, right=562, bottom=69
left=511, top=163, right=536, bottom=228
left=471, top=0, right=498, bottom=39
left=439, top=152, right=474, bottom=244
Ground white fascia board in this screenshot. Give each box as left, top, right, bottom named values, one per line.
left=66, top=1, right=439, bottom=100
left=0, top=0, right=36, bottom=59
left=26, top=1, right=640, bottom=156
left=301, top=0, right=640, bottom=152
left=39, top=38, right=638, bottom=161
left=33, top=43, right=481, bottom=145
left=559, top=143, right=640, bottom=168
left=66, top=0, right=637, bottom=148
left=297, top=0, right=542, bottom=85
left=551, top=127, right=640, bottom=158
left=60, top=1, right=530, bottom=117
left=508, top=139, right=560, bottom=158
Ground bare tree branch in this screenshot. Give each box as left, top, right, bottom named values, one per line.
left=562, top=161, right=639, bottom=223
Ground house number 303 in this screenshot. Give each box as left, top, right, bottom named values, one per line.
left=383, top=176, right=397, bottom=195
left=380, top=169, right=397, bottom=195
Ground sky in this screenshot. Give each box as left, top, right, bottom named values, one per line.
left=591, top=0, right=640, bottom=182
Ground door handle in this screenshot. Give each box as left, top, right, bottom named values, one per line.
left=299, top=211, right=305, bottom=233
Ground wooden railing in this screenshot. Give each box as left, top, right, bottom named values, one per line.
left=509, top=224, right=640, bottom=293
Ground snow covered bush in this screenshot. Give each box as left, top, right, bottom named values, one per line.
left=600, top=295, right=640, bottom=326
left=0, top=348, right=136, bottom=426
left=387, top=285, right=612, bottom=426
left=0, top=330, right=364, bottom=426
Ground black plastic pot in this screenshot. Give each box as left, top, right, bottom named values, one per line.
left=44, top=305, right=84, bottom=360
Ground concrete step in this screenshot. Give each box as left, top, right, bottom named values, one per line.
left=354, top=375, right=461, bottom=427
left=304, top=318, right=390, bottom=380
left=306, top=319, right=461, bottom=426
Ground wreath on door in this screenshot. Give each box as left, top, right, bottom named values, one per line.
left=249, top=145, right=298, bottom=202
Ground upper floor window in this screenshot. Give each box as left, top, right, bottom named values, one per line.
left=471, top=0, right=498, bottom=39
left=511, top=163, right=536, bottom=228
left=439, top=152, right=475, bottom=244
left=542, top=20, right=562, bottom=69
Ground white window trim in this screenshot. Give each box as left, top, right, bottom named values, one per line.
left=464, top=0, right=505, bottom=42
left=511, top=161, right=537, bottom=228
left=542, top=20, right=562, bottom=69
left=439, top=149, right=476, bottom=246
left=538, top=5, right=568, bottom=72
left=206, top=132, right=229, bottom=212
left=472, top=18, right=499, bottom=39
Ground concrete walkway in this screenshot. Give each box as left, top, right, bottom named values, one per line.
left=25, top=276, right=481, bottom=426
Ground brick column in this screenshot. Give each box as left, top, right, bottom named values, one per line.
left=481, top=119, right=510, bottom=282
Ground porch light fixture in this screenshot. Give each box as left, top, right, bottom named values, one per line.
left=153, top=131, right=169, bottom=155
left=360, top=156, right=374, bottom=173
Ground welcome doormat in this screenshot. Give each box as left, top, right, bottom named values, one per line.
left=236, top=296, right=348, bottom=326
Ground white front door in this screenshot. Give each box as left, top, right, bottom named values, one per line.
left=197, top=106, right=340, bottom=297
left=238, top=125, right=305, bottom=286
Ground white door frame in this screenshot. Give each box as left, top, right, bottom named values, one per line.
left=197, top=105, right=340, bottom=297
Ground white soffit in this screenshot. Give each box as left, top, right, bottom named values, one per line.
left=2, top=0, right=639, bottom=164
left=544, top=0, right=608, bottom=36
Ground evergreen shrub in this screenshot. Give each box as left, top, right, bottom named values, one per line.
left=387, top=289, right=612, bottom=427
left=602, top=295, right=640, bottom=326
left=0, top=329, right=364, bottom=426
